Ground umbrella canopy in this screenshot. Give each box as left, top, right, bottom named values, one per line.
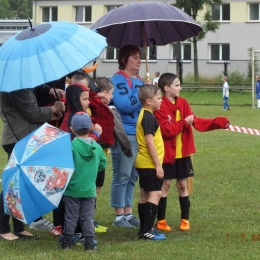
left=0, top=21, right=107, bottom=92
left=2, top=123, right=74, bottom=224
left=91, top=2, right=203, bottom=48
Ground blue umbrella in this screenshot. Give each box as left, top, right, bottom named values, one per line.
left=0, top=21, right=107, bottom=92
left=2, top=123, right=74, bottom=224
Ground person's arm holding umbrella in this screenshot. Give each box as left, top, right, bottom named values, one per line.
left=0, top=89, right=65, bottom=240
left=9, top=89, right=65, bottom=122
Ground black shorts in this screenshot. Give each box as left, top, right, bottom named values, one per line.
left=95, top=170, right=105, bottom=187
left=163, top=156, right=194, bottom=180
left=136, top=168, right=163, bottom=192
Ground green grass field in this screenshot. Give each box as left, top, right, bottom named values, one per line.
left=0, top=91, right=260, bottom=259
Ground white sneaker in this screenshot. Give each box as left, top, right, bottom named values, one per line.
left=29, top=218, right=54, bottom=230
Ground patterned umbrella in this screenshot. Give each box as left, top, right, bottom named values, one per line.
left=2, top=123, right=74, bottom=224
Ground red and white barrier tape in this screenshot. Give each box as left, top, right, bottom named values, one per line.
left=225, top=125, right=260, bottom=136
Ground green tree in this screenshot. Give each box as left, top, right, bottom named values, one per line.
left=175, top=0, right=222, bottom=81
left=0, top=0, right=10, bottom=19
left=8, top=0, right=31, bottom=19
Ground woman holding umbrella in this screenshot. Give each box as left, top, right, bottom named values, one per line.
left=110, top=44, right=143, bottom=228
left=0, top=89, right=65, bottom=240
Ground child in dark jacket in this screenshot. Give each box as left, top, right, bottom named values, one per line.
left=154, top=73, right=230, bottom=232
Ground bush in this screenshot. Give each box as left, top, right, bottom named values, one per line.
left=183, top=70, right=251, bottom=86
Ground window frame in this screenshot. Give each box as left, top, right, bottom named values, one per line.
left=172, top=42, right=192, bottom=61
left=106, top=5, right=122, bottom=12
left=209, top=43, right=230, bottom=61
left=105, top=46, right=157, bottom=61
left=74, top=6, right=92, bottom=23
left=105, top=47, right=119, bottom=60
left=42, top=6, right=58, bottom=22
left=248, top=3, right=260, bottom=21
left=211, top=4, right=230, bottom=21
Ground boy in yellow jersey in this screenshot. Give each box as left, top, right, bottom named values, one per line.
left=154, top=73, right=229, bottom=232
left=135, top=84, right=166, bottom=240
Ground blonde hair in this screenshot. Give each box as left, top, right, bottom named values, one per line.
left=222, top=76, right=228, bottom=81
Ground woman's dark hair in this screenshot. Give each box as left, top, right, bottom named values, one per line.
left=118, top=44, right=141, bottom=70
left=158, top=73, right=179, bottom=93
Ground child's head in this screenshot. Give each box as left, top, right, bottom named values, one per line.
left=155, top=71, right=160, bottom=77
left=138, top=84, right=162, bottom=111
left=158, top=73, right=181, bottom=98
left=95, top=77, right=114, bottom=104
left=70, top=111, right=92, bottom=136
left=222, top=75, right=228, bottom=82
left=66, top=84, right=90, bottom=113
left=256, top=74, right=260, bottom=81
left=70, top=70, right=89, bottom=87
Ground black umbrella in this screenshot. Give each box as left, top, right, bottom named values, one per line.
left=91, top=1, right=203, bottom=80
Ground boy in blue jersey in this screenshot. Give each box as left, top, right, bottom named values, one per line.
left=135, top=84, right=166, bottom=240
left=256, top=75, right=260, bottom=108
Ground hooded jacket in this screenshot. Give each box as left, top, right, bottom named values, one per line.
left=64, top=138, right=107, bottom=198
left=60, top=84, right=99, bottom=141
left=89, top=92, right=115, bottom=147
left=154, top=96, right=229, bottom=164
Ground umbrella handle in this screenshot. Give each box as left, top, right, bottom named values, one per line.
left=51, top=82, right=60, bottom=102
left=141, top=22, right=150, bottom=83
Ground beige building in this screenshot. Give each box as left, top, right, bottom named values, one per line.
left=28, top=1, right=260, bottom=79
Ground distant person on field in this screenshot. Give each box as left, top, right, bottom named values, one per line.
left=222, top=75, right=230, bottom=110
left=153, top=71, right=160, bottom=86
left=255, top=74, right=260, bottom=108
left=135, top=84, right=166, bottom=241
left=154, top=73, right=230, bottom=233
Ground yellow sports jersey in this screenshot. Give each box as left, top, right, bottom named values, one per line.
left=135, top=108, right=164, bottom=168
left=173, top=100, right=183, bottom=158
left=87, top=107, right=92, bottom=116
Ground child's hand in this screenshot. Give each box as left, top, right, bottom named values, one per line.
left=156, top=166, right=164, bottom=179
left=93, top=123, right=102, bottom=136
left=97, top=92, right=110, bottom=104
left=185, top=115, right=194, bottom=125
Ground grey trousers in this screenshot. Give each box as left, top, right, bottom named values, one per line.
left=63, top=196, right=95, bottom=242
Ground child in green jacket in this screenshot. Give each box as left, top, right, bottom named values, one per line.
left=61, top=112, right=107, bottom=251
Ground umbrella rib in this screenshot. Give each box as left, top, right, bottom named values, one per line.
left=118, top=23, right=128, bottom=49
left=154, top=21, right=165, bottom=45
left=169, top=20, right=193, bottom=42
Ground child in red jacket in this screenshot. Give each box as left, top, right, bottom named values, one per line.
left=154, top=73, right=229, bottom=232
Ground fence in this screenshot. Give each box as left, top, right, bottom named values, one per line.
left=94, top=58, right=254, bottom=88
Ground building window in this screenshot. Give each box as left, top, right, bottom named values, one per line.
left=105, top=6, right=122, bottom=59
left=249, top=3, right=260, bottom=20
left=42, top=7, right=58, bottom=22
left=106, top=5, right=121, bottom=12
left=172, top=43, right=191, bottom=60
left=106, top=47, right=119, bottom=60
left=212, top=4, right=230, bottom=21
left=140, top=47, right=157, bottom=60
left=210, top=44, right=230, bottom=61
left=75, top=6, right=92, bottom=22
